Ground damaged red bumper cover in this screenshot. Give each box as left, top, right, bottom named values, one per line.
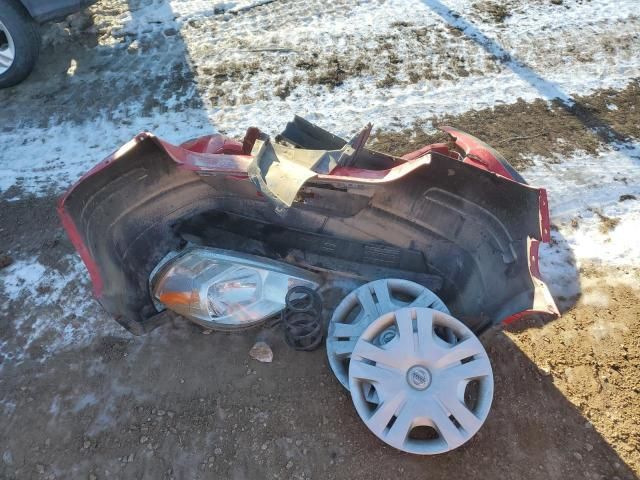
left=58, top=122, right=558, bottom=335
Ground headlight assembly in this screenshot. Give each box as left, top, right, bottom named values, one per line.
left=150, top=247, right=321, bottom=330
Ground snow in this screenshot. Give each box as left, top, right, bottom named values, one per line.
left=527, top=142, right=640, bottom=265
left=3, top=0, right=640, bottom=191
left=0, top=256, right=126, bottom=363
left=0, top=110, right=214, bottom=193
left=1, top=0, right=639, bottom=358
left=1, top=261, right=47, bottom=301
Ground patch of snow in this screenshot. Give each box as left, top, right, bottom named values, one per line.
left=532, top=142, right=640, bottom=301
left=526, top=142, right=640, bottom=268
left=0, top=255, right=127, bottom=364
left=1, top=261, right=47, bottom=301
left=0, top=110, right=214, bottom=193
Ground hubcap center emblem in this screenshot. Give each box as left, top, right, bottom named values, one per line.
left=407, top=365, right=431, bottom=390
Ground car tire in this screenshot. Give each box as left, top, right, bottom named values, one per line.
left=0, top=0, right=40, bottom=89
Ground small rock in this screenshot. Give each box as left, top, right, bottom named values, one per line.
left=140, top=436, right=148, bottom=444
left=261, top=442, right=268, bottom=450
left=36, top=464, right=45, bottom=473
left=573, top=452, right=583, bottom=461
left=127, top=41, right=140, bottom=54
left=286, top=461, right=293, bottom=470
left=68, top=12, right=93, bottom=31
left=214, top=447, right=222, bottom=455
left=128, top=454, right=134, bottom=462
left=0, top=254, right=12, bottom=269
left=164, top=27, right=178, bottom=36
left=157, top=410, right=166, bottom=416
left=585, top=443, right=593, bottom=452
left=208, top=456, right=215, bottom=463
left=83, top=440, right=91, bottom=449
left=249, top=341, right=273, bottom=363
left=2, top=450, right=13, bottom=466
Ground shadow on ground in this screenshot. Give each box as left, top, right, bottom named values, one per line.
left=0, top=318, right=636, bottom=479
left=0, top=0, right=206, bottom=130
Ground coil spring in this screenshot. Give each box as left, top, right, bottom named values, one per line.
left=282, top=286, right=324, bottom=351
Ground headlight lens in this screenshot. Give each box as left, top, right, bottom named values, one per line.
left=150, top=247, right=320, bottom=330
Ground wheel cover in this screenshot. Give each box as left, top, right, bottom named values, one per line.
left=0, top=20, right=15, bottom=75
left=327, top=279, right=449, bottom=390
left=349, top=307, right=493, bottom=454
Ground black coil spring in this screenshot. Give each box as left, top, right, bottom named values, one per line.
left=281, top=286, right=324, bottom=351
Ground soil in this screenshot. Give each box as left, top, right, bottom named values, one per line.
left=594, top=210, right=621, bottom=234
left=370, top=80, right=640, bottom=170
left=505, top=267, right=640, bottom=473
left=473, top=1, right=511, bottom=23
left=1, top=259, right=639, bottom=480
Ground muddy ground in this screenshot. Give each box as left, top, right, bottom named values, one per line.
left=1, top=0, right=640, bottom=479
left=371, top=80, right=640, bottom=169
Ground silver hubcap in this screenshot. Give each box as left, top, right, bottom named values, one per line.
left=349, top=307, right=494, bottom=454
left=0, top=20, right=15, bottom=74
left=326, top=279, right=450, bottom=390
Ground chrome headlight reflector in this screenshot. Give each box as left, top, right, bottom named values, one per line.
left=150, top=247, right=320, bottom=330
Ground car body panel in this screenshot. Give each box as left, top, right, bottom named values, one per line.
left=58, top=126, right=559, bottom=335
left=18, top=0, right=96, bottom=22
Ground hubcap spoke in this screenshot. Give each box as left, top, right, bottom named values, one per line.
left=443, top=357, right=492, bottom=383
left=0, top=51, right=13, bottom=68
left=0, top=21, right=14, bottom=73
left=371, top=280, right=394, bottom=313
left=435, top=336, right=486, bottom=369
left=332, top=339, right=358, bottom=358
left=331, top=321, right=362, bottom=339
left=409, top=290, right=437, bottom=308
left=355, top=287, right=379, bottom=320
left=437, top=392, right=482, bottom=433
left=426, top=397, right=466, bottom=447
left=350, top=359, right=398, bottom=386
left=385, top=397, right=416, bottom=446
left=394, top=308, right=415, bottom=352
left=367, top=391, right=406, bottom=435
left=354, top=340, right=403, bottom=369
left=415, top=308, right=435, bottom=355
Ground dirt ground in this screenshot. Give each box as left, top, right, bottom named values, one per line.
left=371, top=80, right=640, bottom=170
left=1, top=0, right=640, bottom=479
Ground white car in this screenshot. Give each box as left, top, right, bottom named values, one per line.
left=0, top=0, right=96, bottom=88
